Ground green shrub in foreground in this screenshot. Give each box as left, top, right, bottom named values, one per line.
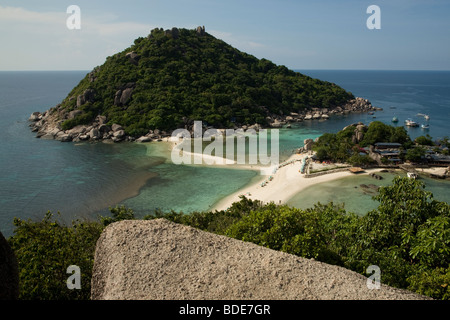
left=7, top=177, right=450, bottom=300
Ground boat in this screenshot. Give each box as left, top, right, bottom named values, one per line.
left=392, top=116, right=398, bottom=123
left=407, top=172, right=418, bottom=179
left=421, top=124, right=430, bottom=130
left=417, top=113, right=430, bottom=121
left=405, top=119, right=419, bottom=127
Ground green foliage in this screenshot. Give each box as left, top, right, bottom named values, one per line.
left=344, top=176, right=450, bottom=293
left=58, top=27, right=354, bottom=134
left=143, top=195, right=263, bottom=235
left=312, top=131, right=353, bottom=163
left=8, top=212, right=103, bottom=300
left=347, top=153, right=376, bottom=167
left=8, top=178, right=450, bottom=300
left=415, top=135, right=434, bottom=146
left=405, top=146, right=426, bottom=162
left=100, top=205, right=136, bottom=226
left=360, top=121, right=411, bottom=147
left=407, top=267, right=450, bottom=300
left=313, top=122, right=414, bottom=164
left=225, top=204, right=326, bottom=259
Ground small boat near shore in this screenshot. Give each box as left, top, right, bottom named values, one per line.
left=421, top=124, right=430, bottom=130
left=392, top=116, right=399, bottom=123
left=407, top=172, right=418, bottom=179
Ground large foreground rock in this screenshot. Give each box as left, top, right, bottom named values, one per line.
left=91, top=219, right=428, bottom=300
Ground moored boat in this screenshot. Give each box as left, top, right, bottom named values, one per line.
left=405, top=119, right=419, bottom=127
left=392, top=116, right=398, bottom=123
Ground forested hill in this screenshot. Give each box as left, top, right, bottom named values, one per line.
left=49, top=26, right=354, bottom=136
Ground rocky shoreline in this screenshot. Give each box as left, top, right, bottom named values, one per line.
left=28, top=97, right=379, bottom=143
left=266, top=97, right=380, bottom=128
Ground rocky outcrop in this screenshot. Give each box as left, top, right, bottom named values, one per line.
left=76, top=89, right=95, bottom=108
left=266, top=97, right=377, bottom=128
left=0, top=232, right=19, bottom=300
left=114, top=83, right=135, bottom=106
left=29, top=95, right=377, bottom=144
left=196, top=25, right=206, bottom=36
left=352, top=123, right=367, bottom=144
left=301, top=139, right=314, bottom=152
left=91, top=219, right=428, bottom=300
left=28, top=110, right=169, bottom=144
left=164, top=27, right=180, bottom=39
left=125, top=52, right=140, bottom=66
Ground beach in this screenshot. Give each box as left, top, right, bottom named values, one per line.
left=203, top=152, right=385, bottom=211
left=167, top=137, right=388, bottom=212
left=2, top=70, right=449, bottom=237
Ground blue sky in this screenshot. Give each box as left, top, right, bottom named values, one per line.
left=1, top=0, right=449, bottom=71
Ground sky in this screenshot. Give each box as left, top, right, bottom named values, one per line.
left=0, top=0, right=449, bottom=71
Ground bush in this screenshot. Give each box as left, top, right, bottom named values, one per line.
left=7, top=178, right=450, bottom=300
left=8, top=212, right=103, bottom=300
left=415, top=135, right=434, bottom=146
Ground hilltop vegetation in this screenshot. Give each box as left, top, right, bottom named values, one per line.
left=53, top=27, right=354, bottom=136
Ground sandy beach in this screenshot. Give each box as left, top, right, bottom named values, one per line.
left=165, top=137, right=391, bottom=212
left=210, top=153, right=385, bottom=211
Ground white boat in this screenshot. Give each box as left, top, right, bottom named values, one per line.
left=405, top=119, right=419, bottom=127
left=392, top=116, right=399, bottom=123
left=421, top=124, right=429, bottom=130
left=417, top=113, right=430, bottom=121
left=407, top=172, right=418, bottom=179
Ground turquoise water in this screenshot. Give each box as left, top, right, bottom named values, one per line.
left=287, top=171, right=450, bottom=216
left=1, top=70, right=449, bottom=237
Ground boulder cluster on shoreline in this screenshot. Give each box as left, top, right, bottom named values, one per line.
left=28, top=97, right=379, bottom=143
left=267, top=97, right=379, bottom=128
left=28, top=111, right=170, bottom=143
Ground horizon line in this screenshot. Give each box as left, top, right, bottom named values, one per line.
left=1, top=68, right=450, bottom=72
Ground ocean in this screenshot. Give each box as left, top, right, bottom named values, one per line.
left=0, top=70, right=449, bottom=236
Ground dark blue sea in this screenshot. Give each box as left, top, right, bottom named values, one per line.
left=0, top=70, right=449, bottom=236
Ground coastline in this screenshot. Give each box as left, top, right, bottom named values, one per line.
left=210, top=153, right=385, bottom=211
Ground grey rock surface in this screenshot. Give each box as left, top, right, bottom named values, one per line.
left=91, top=219, right=428, bottom=300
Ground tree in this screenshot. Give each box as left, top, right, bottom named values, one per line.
left=225, top=204, right=329, bottom=260
left=8, top=212, right=103, bottom=300
left=415, top=135, right=434, bottom=146
left=405, top=146, right=426, bottom=162
left=346, top=176, right=450, bottom=291
left=53, top=27, right=354, bottom=135
left=315, top=147, right=330, bottom=161
left=361, top=121, right=393, bottom=146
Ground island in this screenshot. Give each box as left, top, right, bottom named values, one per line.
left=28, top=26, right=376, bottom=143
